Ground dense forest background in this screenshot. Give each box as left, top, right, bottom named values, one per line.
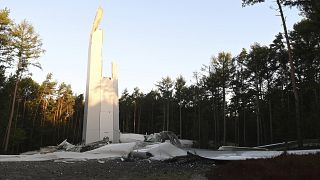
left=1, top=0, right=319, bottom=154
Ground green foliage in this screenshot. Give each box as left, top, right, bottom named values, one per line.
left=2, top=1, right=320, bottom=153
left=242, top=0, right=265, bottom=7
left=12, top=128, right=27, bottom=146
left=0, top=8, right=13, bottom=66
left=284, top=0, right=320, bottom=21
left=119, top=1, right=320, bottom=147
left=0, top=9, right=83, bottom=153
left=156, top=76, right=174, bottom=99
left=10, top=19, right=45, bottom=76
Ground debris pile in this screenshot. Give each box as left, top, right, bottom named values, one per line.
left=1, top=131, right=189, bottom=162
left=2, top=131, right=320, bottom=162
left=145, top=131, right=182, bottom=147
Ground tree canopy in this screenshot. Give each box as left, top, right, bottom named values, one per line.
left=1, top=2, right=320, bottom=153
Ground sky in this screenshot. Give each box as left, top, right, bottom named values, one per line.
left=1, top=0, right=302, bottom=95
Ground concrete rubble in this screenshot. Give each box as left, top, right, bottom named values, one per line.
left=2, top=131, right=320, bottom=162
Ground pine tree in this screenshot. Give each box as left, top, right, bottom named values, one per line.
left=3, top=20, right=45, bottom=152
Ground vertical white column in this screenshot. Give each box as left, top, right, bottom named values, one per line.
left=112, top=63, right=120, bottom=142
left=99, top=63, right=119, bottom=143
left=83, top=29, right=103, bottom=144
left=83, top=7, right=120, bottom=144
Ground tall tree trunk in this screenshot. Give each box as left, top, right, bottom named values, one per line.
left=235, top=99, right=240, bottom=146
left=286, top=90, right=290, bottom=146
left=78, top=109, right=83, bottom=142
left=243, top=108, right=246, bottom=146
left=162, top=104, right=166, bottom=131
left=30, top=102, right=39, bottom=144
left=21, top=99, right=26, bottom=128
left=40, top=104, right=45, bottom=146
left=315, top=89, right=320, bottom=138
left=12, top=100, right=21, bottom=153
left=198, top=105, right=201, bottom=147
left=4, top=78, right=19, bottom=152
left=126, top=111, right=130, bottom=133
left=237, top=114, right=240, bottom=146
left=122, top=110, right=125, bottom=132
left=236, top=109, right=240, bottom=146
left=216, top=90, right=220, bottom=146
left=166, top=100, right=169, bottom=131
left=73, top=110, right=79, bottom=143
left=213, top=99, right=217, bottom=148
left=255, top=80, right=261, bottom=146
left=280, top=84, right=286, bottom=142
left=234, top=113, right=237, bottom=146
left=151, top=103, right=154, bottom=133
left=262, top=117, right=267, bottom=145
left=269, top=98, right=273, bottom=143
left=223, top=85, right=226, bottom=145
left=58, top=121, right=61, bottom=142
left=277, top=0, right=302, bottom=147
left=138, top=106, right=141, bottom=134
left=193, top=104, right=197, bottom=141
left=179, top=104, right=182, bottom=138
left=133, top=102, right=136, bottom=133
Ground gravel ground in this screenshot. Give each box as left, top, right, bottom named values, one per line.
left=0, top=156, right=215, bottom=180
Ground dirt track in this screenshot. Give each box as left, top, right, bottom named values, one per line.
left=0, top=157, right=214, bottom=180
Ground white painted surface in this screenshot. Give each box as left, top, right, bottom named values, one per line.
left=83, top=8, right=120, bottom=144
left=1, top=145, right=320, bottom=162
left=120, top=133, right=145, bottom=143
left=0, top=143, right=136, bottom=162
left=83, top=29, right=103, bottom=144
left=134, top=142, right=188, bottom=161
left=186, top=148, right=320, bottom=161
left=179, top=139, right=194, bottom=148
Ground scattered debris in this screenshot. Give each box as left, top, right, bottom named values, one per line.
left=132, top=142, right=187, bottom=161
left=129, top=151, right=152, bottom=160
left=147, top=142, right=187, bottom=160
left=0, top=142, right=137, bottom=162
left=179, top=139, right=194, bottom=148
left=257, top=139, right=320, bottom=150
left=119, top=133, right=145, bottom=143
left=39, top=146, right=58, bottom=154
left=218, top=146, right=268, bottom=151
left=145, top=131, right=182, bottom=147
left=80, top=138, right=110, bottom=152
left=85, top=142, right=136, bottom=157
left=3, top=132, right=320, bottom=163
left=57, top=139, right=80, bottom=152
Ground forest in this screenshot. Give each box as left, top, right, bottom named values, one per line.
left=1, top=0, right=319, bottom=154
left=0, top=9, right=84, bottom=154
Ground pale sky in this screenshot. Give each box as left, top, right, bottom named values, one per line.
left=1, top=0, right=302, bottom=95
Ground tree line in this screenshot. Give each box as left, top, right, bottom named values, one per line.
left=119, top=0, right=320, bottom=148
left=1, top=0, right=319, bottom=153
left=0, top=9, right=84, bottom=154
